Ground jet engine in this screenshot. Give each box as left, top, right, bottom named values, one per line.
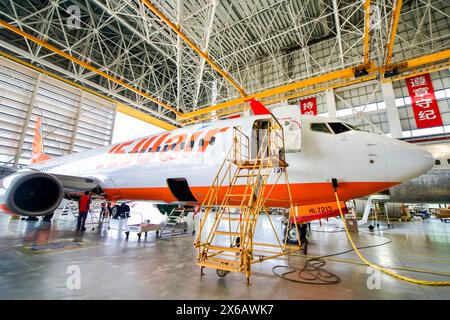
left=0, top=170, right=64, bottom=217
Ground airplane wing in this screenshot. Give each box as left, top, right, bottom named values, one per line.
left=0, top=169, right=102, bottom=216
left=0, top=166, right=17, bottom=180
left=51, top=173, right=101, bottom=193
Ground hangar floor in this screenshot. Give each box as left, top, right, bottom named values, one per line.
left=0, top=213, right=450, bottom=300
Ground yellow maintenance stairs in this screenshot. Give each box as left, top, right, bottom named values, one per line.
left=194, top=115, right=303, bottom=284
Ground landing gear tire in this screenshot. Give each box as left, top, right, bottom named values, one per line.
left=285, top=226, right=299, bottom=245
left=125, top=231, right=130, bottom=239
left=216, top=269, right=230, bottom=278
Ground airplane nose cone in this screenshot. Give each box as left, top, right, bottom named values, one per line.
left=387, top=142, right=434, bottom=183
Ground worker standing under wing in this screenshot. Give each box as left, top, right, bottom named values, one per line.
left=77, top=191, right=91, bottom=232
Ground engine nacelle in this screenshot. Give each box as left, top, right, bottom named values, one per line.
left=0, top=170, right=63, bottom=217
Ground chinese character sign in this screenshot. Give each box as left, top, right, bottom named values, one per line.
left=406, top=74, right=443, bottom=129
left=300, top=97, right=317, bottom=115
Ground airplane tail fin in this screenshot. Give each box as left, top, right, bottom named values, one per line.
left=31, top=117, right=52, bottom=164
left=247, top=98, right=271, bottom=115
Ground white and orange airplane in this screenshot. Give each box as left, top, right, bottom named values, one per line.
left=0, top=102, right=434, bottom=222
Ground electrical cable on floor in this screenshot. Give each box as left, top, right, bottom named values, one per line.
left=272, top=231, right=392, bottom=285
left=332, top=189, right=450, bottom=286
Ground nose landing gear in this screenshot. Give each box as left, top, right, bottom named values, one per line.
left=284, top=222, right=308, bottom=255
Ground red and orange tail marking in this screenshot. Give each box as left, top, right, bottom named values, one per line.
left=31, top=117, right=52, bottom=164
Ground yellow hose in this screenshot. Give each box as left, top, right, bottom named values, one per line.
left=334, top=191, right=450, bottom=286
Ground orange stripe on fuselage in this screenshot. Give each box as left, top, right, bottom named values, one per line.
left=103, top=181, right=398, bottom=207
left=0, top=204, right=12, bottom=214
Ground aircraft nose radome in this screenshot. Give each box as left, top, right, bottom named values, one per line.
left=387, top=143, right=434, bottom=183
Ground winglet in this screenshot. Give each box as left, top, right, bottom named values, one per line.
left=31, top=117, right=52, bottom=164
left=246, top=98, right=271, bottom=115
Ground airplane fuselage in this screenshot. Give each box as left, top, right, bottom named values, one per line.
left=31, top=114, right=434, bottom=207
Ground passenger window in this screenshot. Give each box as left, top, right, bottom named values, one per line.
left=435, top=159, right=441, bottom=165
left=171, top=143, right=176, bottom=151
left=310, top=123, right=332, bottom=134
left=447, top=159, right=450, bottom=165
left=163, top=145, right=169, bottom=152
left=190, top=140, right=195, bottom=148
left=210, top=136, right=216, bottom=145
left=328, top=122, right=351, bottom=134
left=180, top=142, right=186, bottom=150
left=199, top=139, right=205, bottom=147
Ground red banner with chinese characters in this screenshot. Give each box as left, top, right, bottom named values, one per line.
left=300, top=97, right=317, bottom=115
left=406, top=74, right=443, bottom=129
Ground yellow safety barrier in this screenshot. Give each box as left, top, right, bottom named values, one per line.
left=334, top=190, right=450, bottom=286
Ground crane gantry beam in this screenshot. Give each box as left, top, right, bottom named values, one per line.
left=177, top=62, right=377, bottom=121
left=363, top=0, right=371, bottom=65
left=0, top=18, right=181, bottom=117
left=140, top=0, right=247, bottom=98
left=383, top=0, right=404, bottom=67
left=179, top=47, right=450, bottom=123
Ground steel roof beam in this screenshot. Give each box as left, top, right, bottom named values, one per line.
left=0, top=43, right=179, bottom=127
left=140, top=0, right=247, bottom=98
left=193, top=0, right=218, bottom=109
left=88, top=0, right=177, bottom=64
left=0, top=18, right=181, bottom=117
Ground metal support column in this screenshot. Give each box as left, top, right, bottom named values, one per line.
left=326, top=89, right=337, bottom=118
left=13, top=73, right=42, bottom=167
left=381, top=81, right=403, bottom=138
left=69, top=90, right=84, bottom=153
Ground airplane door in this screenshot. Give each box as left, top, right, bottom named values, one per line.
left=251, top=119, right=270, bottom=159
left=271, top=105, right=302, bottom=153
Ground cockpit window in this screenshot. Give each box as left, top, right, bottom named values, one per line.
left=310, top=123, right=332, bottom=134
left=435, top=159, right=441, bottom=165
left=328, top=122, right=351, bottom=134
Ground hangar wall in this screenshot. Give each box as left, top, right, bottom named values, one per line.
left=0, top=57, right=116, bottom=168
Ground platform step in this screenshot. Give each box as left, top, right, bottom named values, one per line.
left=207, top=245, right=240, bottom=253
left=214, top=231, right=241, bottom=236
left=221, top=217, right=241, bottom=221
left=207, top=256, right=241, bottom=265
left=198, top=261, right=240, bottom=272
left=226, top=193, right=251, bottom=197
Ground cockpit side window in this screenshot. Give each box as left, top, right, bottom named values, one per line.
left=435, top=159, right=441, bottom=166
left=328, top=122, right=351, bottom=134
left=310, top=123, right=332, bottom=134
